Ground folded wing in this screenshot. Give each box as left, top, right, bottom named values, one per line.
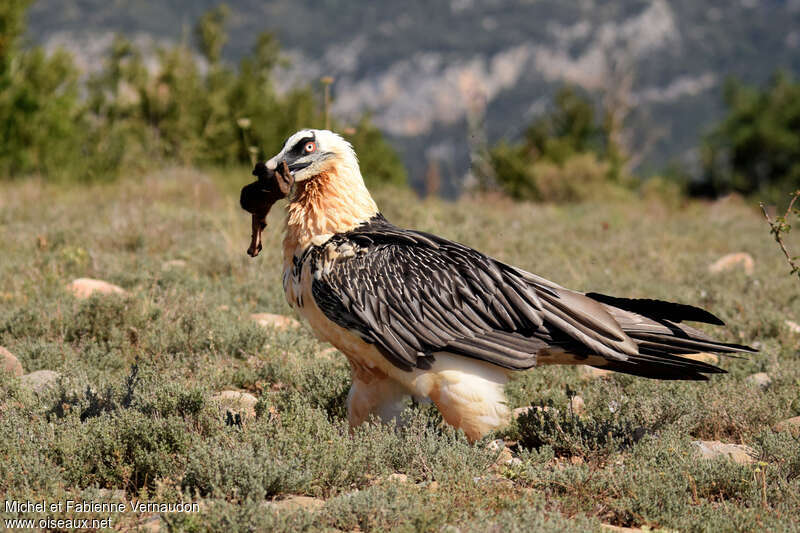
left=309, top=215, right=728, bottom=374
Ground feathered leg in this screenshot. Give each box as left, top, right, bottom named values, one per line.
left=347, top=375, right=411, bottom=427
left=423, top=355, right=511, bottom=442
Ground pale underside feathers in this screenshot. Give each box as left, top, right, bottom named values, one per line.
left=308, top=214, right=755, bottom=381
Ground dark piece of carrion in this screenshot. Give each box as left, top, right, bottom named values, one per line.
left=240, top=160, right=293, bottom=257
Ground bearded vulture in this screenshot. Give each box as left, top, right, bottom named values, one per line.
left=242, top=129, right=755, bottom=442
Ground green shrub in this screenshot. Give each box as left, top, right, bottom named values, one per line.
left=65, top=294, right=144, bottom=348
left=699, top=71, right=800, bottom=199
left=0, top=0, right=89, bottom=179
left=513, top=401, right=641, bottom=460
left=0, top=2, right=407, bottom=187
left=489, top=86, right=625, bottom=203
left=0, top=307, right=45, bottom=340
left=55, top=410, right=193, bottom=491
left=529, top=153, right=616, bottom=203
left=182, top=436, right=304, bottom=500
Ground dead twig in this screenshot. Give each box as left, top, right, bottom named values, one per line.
left=760, top=190, right=800, bottom=279
left=684, top=471, right=699, bottom=505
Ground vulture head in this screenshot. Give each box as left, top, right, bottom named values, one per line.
left=240, top=129, right=378, bottom=257
left=266, top=129, right=359, bottom=183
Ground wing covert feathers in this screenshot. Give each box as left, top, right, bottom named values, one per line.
left=308, top=214, right=755, bottom=380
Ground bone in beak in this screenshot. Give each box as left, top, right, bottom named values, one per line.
left=240, top=160, right=293, bottom=257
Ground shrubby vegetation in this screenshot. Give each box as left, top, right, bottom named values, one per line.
left=0, top=1, right=406, bottom=186
left=698, top=72, right=800, bottom=199
left=0, top=0, right=86, bottom=179
left=761, top=189, right=800, bottom=284
left=488, top=87, right=629, bottom=203
left=490, top=74, right=800, bottom=204
left=4, top=0, right=797, bottom=199
left=1, top=173, right=799, bottom=530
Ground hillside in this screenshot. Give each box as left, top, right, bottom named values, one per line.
left=26, top=1, right=800, bottom=190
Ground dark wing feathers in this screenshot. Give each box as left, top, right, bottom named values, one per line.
left=310, top=215, right=754, bottom=377
left=311, top=218, right=552, bottom=370
left=585, top=292, right=726, bottom=326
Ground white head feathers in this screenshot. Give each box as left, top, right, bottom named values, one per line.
left=276, top=129, right=379, bottom=260
left=266, top=129, right=360, bottom=183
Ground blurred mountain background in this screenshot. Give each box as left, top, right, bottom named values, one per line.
left=18, top=0, right=800, bottom=195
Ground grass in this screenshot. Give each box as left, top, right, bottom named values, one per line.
left=0, top=168, right=799, bottom=532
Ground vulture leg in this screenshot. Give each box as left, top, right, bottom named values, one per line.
left=347, top=375, right=411, bottom=428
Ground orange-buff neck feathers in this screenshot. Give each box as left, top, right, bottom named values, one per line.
left=283, top=167, right=378, bottom=266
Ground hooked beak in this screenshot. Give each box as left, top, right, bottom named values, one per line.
left=267, top=154, right=311, bottom=176
left=287, top=161, right=311, bottom=173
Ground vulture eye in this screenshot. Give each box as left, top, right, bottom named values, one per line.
left=304, top=141, right=316, bottom=154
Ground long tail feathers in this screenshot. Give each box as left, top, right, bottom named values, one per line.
left=583, top=292, right=757, bottom=381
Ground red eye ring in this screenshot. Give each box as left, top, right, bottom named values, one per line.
left=304, top=141, right=316, bottom=153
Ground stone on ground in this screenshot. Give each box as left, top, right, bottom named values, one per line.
left=250, top=313, right=301, bottom=331
left=67, top=278, right=127, bottom=299
left=773, top=416, right=800, bottom=437
left=0, top=346, right=23, bottom=377
left=708, top=252, right=754, bottom=275
left=211, top=390, right=258, bottom=419
left=745, top=372, right=771, bottom=389
left=785, top=320, right=800, bottom=334
left=692, top=440, right=756, bottom=464
left=20, top=370, right=61, bottom=393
